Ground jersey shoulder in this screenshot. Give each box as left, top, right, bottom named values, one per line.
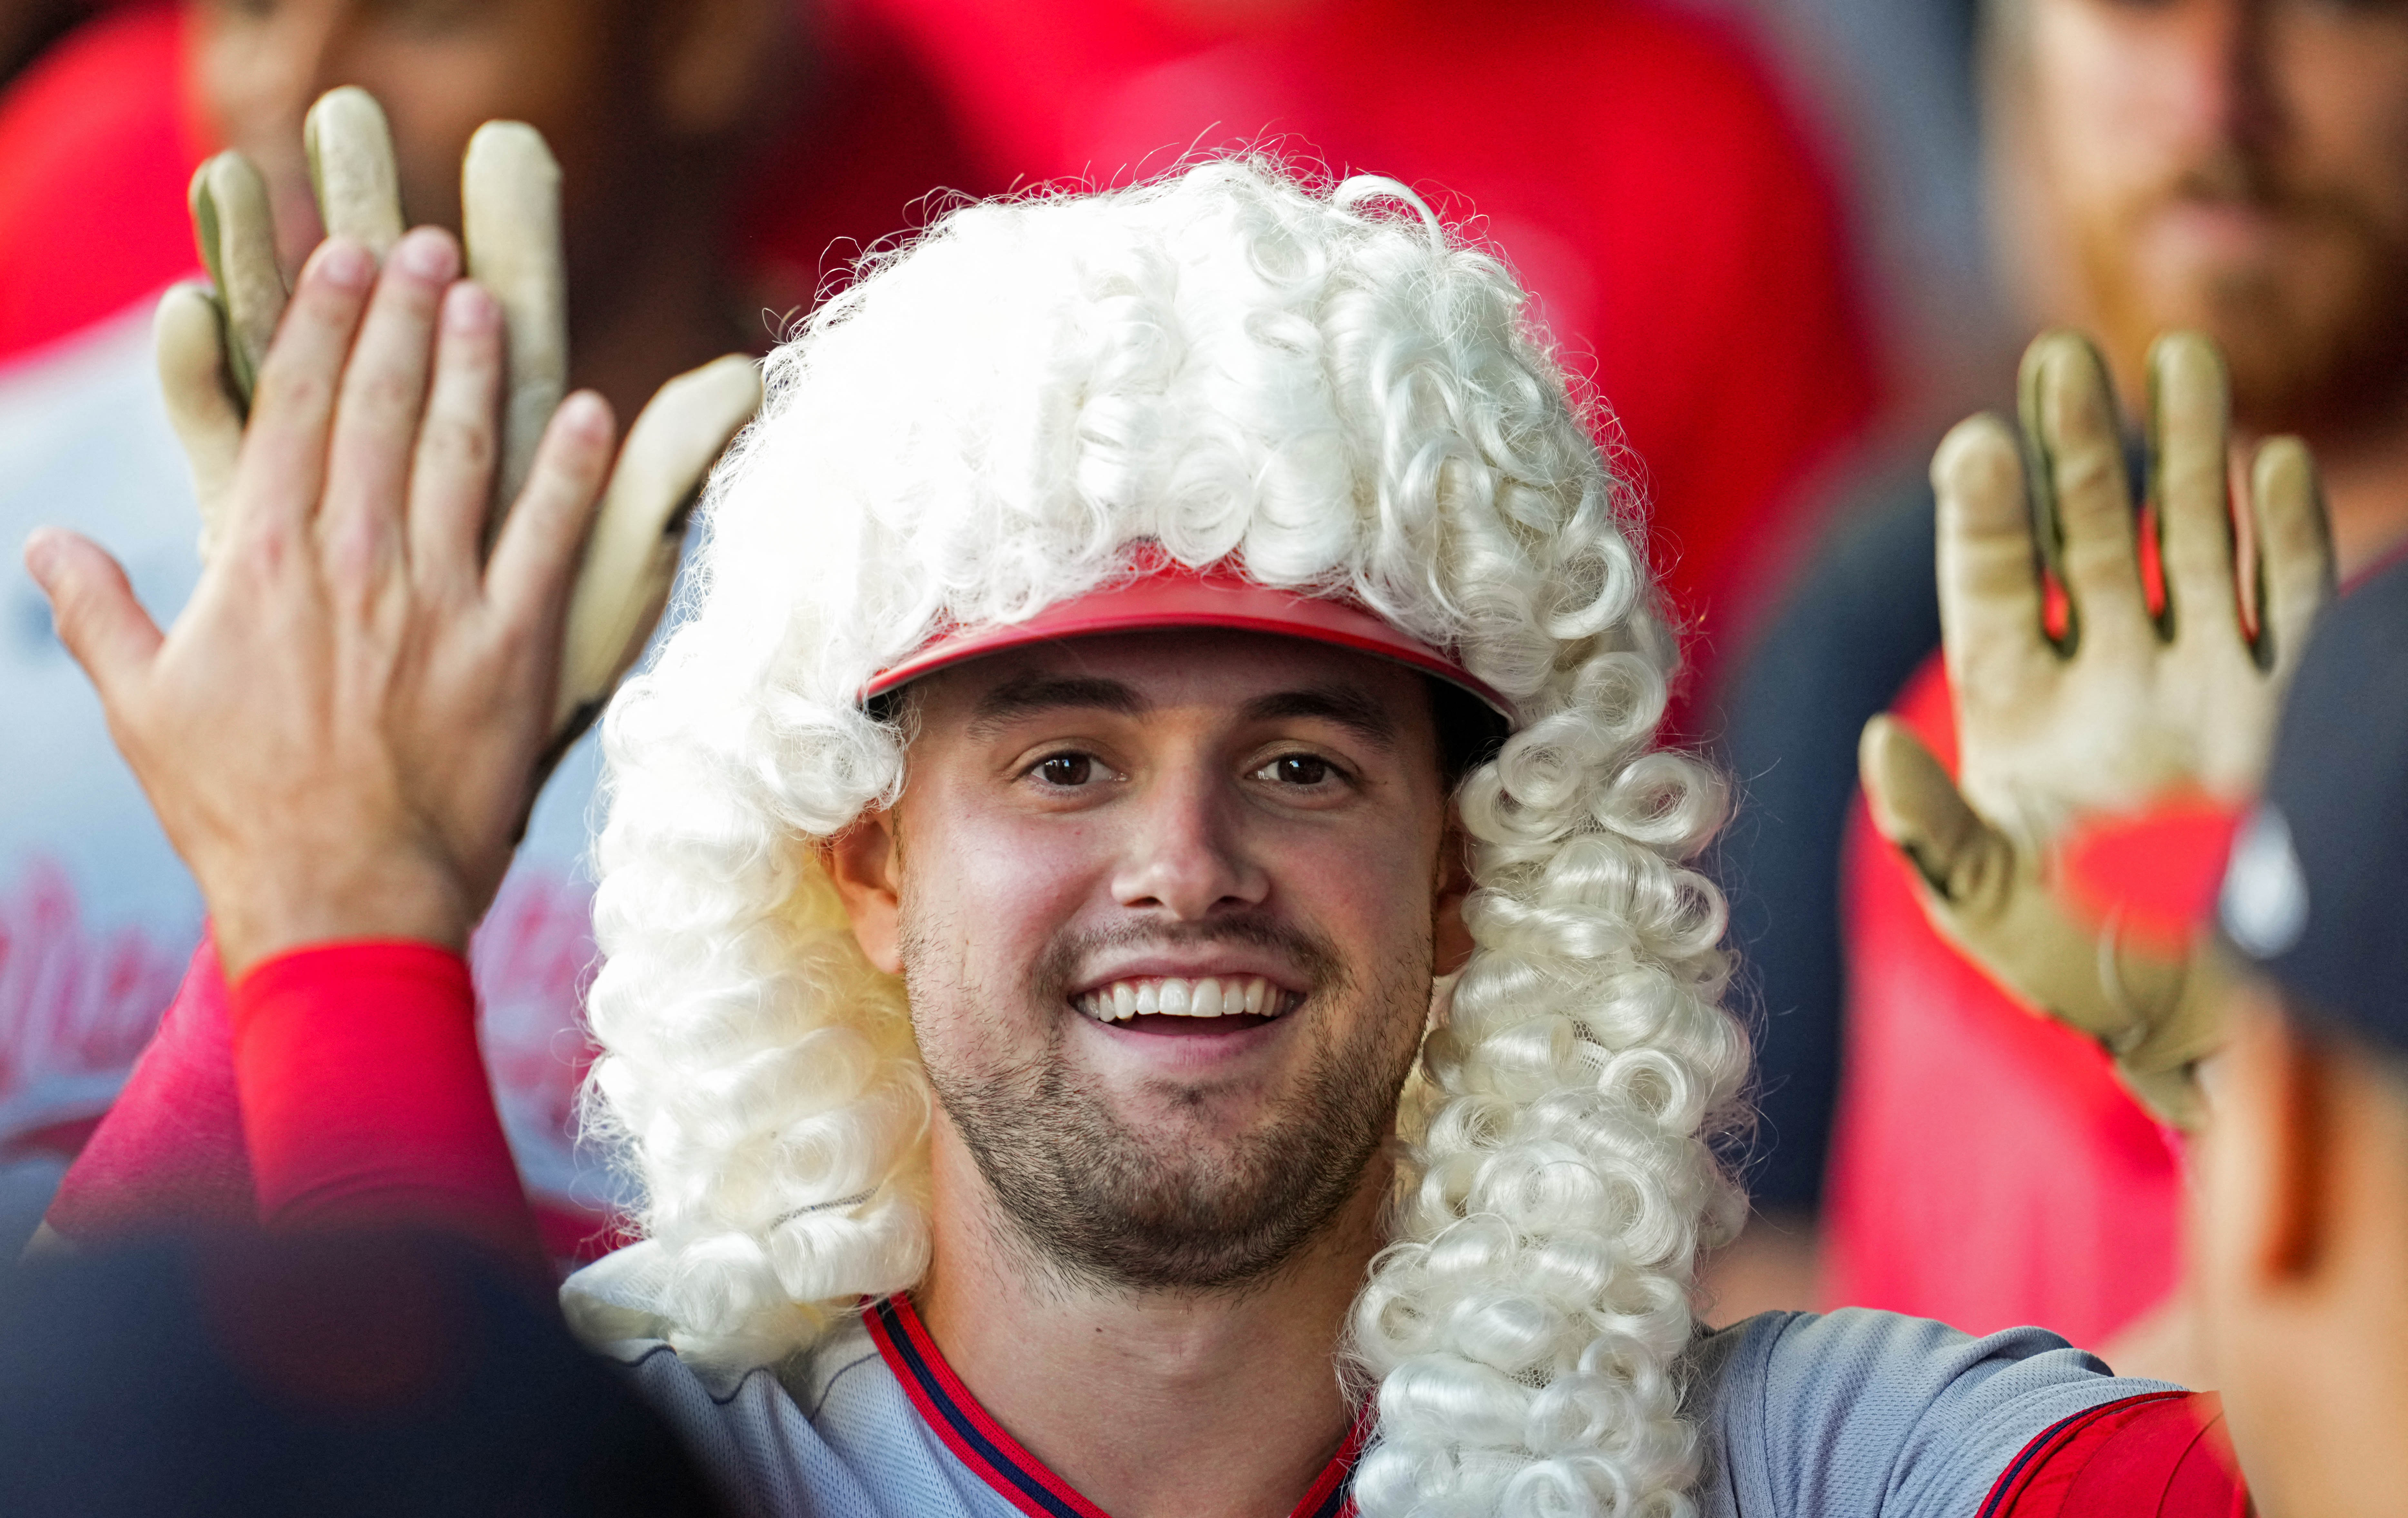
left=592, top=1306, right=1016, bottom=1518
left=1685, top=1308, right=2180, bottom=1518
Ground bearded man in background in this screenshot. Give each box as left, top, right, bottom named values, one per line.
left=1714, top=0, right=2408, bottom=1374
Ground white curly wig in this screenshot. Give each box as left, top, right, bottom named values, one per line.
left=563, top=156, right=1750, bottom=1518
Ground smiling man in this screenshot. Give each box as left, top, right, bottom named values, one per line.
left=798, top=627, right=1471, bottom=1518
left=854, top=635, right=1452, bottom=1291
left=25, top=159, right=2246, bottom=1515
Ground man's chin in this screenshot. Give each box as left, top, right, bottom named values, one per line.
left=939, top=1065, right=1394, bottom=1292
left=1085, top=1088, right=1297, bottom=1169
left=2095, top=207, right=2408, bottom=429
left=997, top=1140, right=1371, bottom=1292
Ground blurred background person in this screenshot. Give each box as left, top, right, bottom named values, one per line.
left=0, top=0, right=982, bottom=1256
left=1874, top=542, right=2408, bottom=1512
left=1712, top=0, right=2408, bottom=1369
left=2192, top=553, right=2408, bottom=1518
left=2, top=0, right=1884, bottom=1260
left=0, top=0, right=86, bottom=89
left=1676, top=0, right=1998, bottom=1319
left=0, top=1229, right=728, bottom=1516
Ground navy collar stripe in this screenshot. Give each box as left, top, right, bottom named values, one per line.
left=1306, top=1473, right=1352, bottom=1518
left=867, top=1297, right=1102, bottom=1518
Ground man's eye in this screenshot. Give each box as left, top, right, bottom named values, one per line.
left=1264, top=754, right=1333, bottom=786
left=1035, top=754, right=1096, bottom=786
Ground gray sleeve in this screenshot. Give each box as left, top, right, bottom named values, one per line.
left=1699, top=1308, right=2180, bottom=1518
left=608, top=1339, right=877, bottom=1518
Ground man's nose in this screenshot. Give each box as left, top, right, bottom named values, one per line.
left=2167, top=0, right=2280, bottom=160
left=1109, top=767, right=1269, bottom=919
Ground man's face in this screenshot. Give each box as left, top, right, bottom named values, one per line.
left=2189, top=977, right=2408, bottom=1516
left=833, top=631, right=1464, bottom=1292
left=186, top=0, right=641, bottom=272
left=2008, top=0, right=2408, bottom=434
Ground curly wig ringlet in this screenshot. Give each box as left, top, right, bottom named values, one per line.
left=563, top=156, right=1751, bottom=1517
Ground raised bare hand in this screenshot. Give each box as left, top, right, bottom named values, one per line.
left=1858, top=330, right=2334, bottom=1125
left=26, top=231, right=616, bottom=979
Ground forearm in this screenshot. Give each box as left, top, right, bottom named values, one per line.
left=24, top=85, right=719, bottom=1300
left=42, top=935, right=255, bottom=1246
left=45, top=931, right=546, bottom=1277
left=230, top=940, right=544, bottom=1272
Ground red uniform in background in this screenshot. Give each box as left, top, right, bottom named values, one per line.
left=855, top=0, right=1881, bottom=689
left=0, top=2, right=985, bottom=369
left=1822, top=653, right=2185, bottom=1352
left=0, top=0, right=1880, bottom=675
left=0, top=3, right=197, bottom=363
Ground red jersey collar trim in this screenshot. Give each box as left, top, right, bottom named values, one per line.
left=863, top=1293, right=1364, bottom=1518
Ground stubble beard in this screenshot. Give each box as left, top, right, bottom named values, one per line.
left=904, top=911, right=1429, bottom=1295
left=2080, top=151, right=2408, bottom=440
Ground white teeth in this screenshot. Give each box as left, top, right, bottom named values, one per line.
left=1074, top=976, right=1288, bottom=1024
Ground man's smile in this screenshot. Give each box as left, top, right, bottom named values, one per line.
left=1072, top=974, right=1302, bottom=1029
left=1065, top=946, right=1317, bottom=1040
left=1063, top=974, right=1311, bottom=1064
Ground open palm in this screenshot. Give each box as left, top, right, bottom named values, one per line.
left=1859, top=330, right=2333, bottom=1124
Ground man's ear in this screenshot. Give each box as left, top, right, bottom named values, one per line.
left=650, top=0, right=792, bottom=142
left=1433, top=813, right=1475, bottom=977
left=2208, top=988, right=2335, bottom=1293
left=826, top=807, right=904, bottom=975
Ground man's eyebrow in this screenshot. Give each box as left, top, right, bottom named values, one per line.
left=964, top=673, right=1147, bottom=738
left=1239, top=686, right=1401, bottom=749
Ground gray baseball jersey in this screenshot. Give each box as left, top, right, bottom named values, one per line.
left=605, top=1296, right=2173, bottom=1518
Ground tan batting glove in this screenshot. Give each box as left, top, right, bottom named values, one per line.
left=155, top=86, right=760, bottom=755
left=1857, top=330, right=2334, bottom=1127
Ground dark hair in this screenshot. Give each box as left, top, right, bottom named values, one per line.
left=1429, top=676, right=1509, bottom=790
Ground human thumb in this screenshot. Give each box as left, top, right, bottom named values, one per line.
left=1862, top=718, right=2198, bottom=1087
left=1859, top=715, right=2005, bottom=911
left=552, top=353, right=759, bottom=734
left=24, top=528, right=163, bottom=707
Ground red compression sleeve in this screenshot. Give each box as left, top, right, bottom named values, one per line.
left=228, top=941, right=543, bottom=1270
left=44, top=932, right=256, bottom=1242
left=1984, top=1392, right=2249, bottom=1517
